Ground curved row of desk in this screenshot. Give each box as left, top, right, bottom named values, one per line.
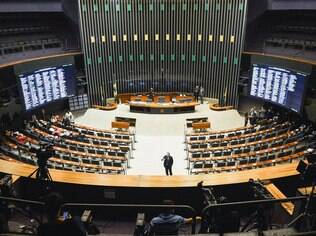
left=0, top=158, right=300, bottom=188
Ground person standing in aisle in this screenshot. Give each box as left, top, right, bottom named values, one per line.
left=194, top=85, right=200, bottom=102
left=199, top=86, right=205, bottom=104
left=162, top=152, right=174, bottom=176
left=244, top=112, right=249, bottom=127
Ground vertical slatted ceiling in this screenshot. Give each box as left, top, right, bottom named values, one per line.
left=78, top=0, right=247, bottom=106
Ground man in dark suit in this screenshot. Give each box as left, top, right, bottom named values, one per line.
left=162, top=152, right=174, bottom=176
left=194, top=85, right=200, bottom=102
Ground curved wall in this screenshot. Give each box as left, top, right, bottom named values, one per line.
left=78, top=0, right=248, bottom=107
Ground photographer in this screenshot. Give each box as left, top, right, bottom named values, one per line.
left=30, top=143, right=55, bottom=180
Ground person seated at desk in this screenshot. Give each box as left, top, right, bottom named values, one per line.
left=149, top=200, right=198, bottom=235
left=50, top=115, right=58, bottom=124
left=76, top=132, right=86, bottom=142
left=38, top=192, right=87, bottom=236
left=63, top=111, right=74, bottom=127
left=14, top=131, right=27, bottom=145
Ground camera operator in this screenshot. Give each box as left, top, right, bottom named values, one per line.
left=30, top=143, right=55, bottom=180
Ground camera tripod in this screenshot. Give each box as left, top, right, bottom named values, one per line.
left=28, top=167, right=52, bottom=182
left=288, top=180, right=316, bottom=231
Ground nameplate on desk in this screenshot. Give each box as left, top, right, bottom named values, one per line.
left=112, top=121, right=129, bottom=129
left=192, top=122, right=211, bottom=130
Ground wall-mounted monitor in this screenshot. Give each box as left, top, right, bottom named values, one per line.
left=18, top=64, right=76, bottom=111
left=249, top=64, right=308, bottom=113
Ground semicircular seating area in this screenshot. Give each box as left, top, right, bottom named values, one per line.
left=0, top=119, right=135, bottom=175
left=186, top=117, right=315, bottom=175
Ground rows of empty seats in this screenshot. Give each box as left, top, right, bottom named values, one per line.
left=0, top=12, right=80, bottom=60
left=186, top=118, right=313, bottom=174
left=264, top=38, right=316, bottom=51
left=0, top=119, right=136, bottom=175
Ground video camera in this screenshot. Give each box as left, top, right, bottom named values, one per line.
left=297, top=148, right=316, bottom=182
left=248, top=179, right=273, bottom=200
left=36, top=142, right=55, bottom=169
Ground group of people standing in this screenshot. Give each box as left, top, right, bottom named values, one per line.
left=194, top=85, right=205, bottom=104
left=244, top=106, right=269, bottom=127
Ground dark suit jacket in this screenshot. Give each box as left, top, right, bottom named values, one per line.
left=163, top=155, right=173, bottom=168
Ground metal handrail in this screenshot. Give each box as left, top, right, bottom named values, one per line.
left=201, top=195, right=308, bottom=216
left=0, top=196, right=45, bottom=228
left=201, top=195, right=311, bottom=234
left=61, top=203, right=198, bottom=234
left=0, top=196, right=44, bottom=207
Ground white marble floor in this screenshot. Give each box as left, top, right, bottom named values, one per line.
left=74, top=104, right=244, bottom=175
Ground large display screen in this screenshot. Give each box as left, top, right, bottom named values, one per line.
left=18, top=64, right=76, bottom=111
left=250, top=64, right=308, bottom=113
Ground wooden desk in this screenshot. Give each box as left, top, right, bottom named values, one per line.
left=0, top=159, right=301, bottom=187
left=192, top=122, right=211, bottom=130
left=187, top=131, right=291, bottom=153
left=186, top=117, right=208, bottom=128
left=209, top=103, right=234, bottom=111
left=129, top=101, right=198, bottom=114
left=112, top=121, right=130, bottom=130
left=93, top=104, right=117, bottom=111
left=189, top=141, right=298, bottom=162
left=297, top=186, right=316, bottom=195
left=186, top=119, right=274, bottom=136
left=115, top=117, right=136, bottom=127
left=265, top=183, right=295, bottom=215
left=118, top=92, right=194, bottom=104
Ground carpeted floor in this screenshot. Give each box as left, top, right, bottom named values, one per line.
left=74, top=104, right=244, bottom=175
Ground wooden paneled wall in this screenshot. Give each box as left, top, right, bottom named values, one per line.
left=78, top=0, right=248, bottom=106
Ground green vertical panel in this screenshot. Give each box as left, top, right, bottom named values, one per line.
left=192, top=55, right=196, bottom=62
left=82, top=4, right=87, bottom=12
left=228, top=3, right=232, bottom=11
left=202, top=55, right=206, bottom=62
left=216, top=3, right=220, bottom=11
left=171, top=54, right=175, bottom=61
left=150, top=54, right=154, bottom=61
left=160, top=3, right=164, bottom=11
left=108, top=56, right=112, bottom=63
left=93, top=3, right=98, bottom=12
left=223, top=57, right=227, bottom=64
left=239, top=3, right=244, bottom=10
left=160, top=54, right=165, bottom=61
left=140, top=54, right=144, bottom=61
left=194, top=3, right=198, bottom=11
left=181, top=54, right=185, bottom=61
left=149, top=3, right=153, bottom=11
left=213, top=56, right=217, bottom=64
left=116, top=4, right=120, bottom=12
left=98, top=56, right=102, bottom=64
left=182, top=3, right=187, bottom=11
left=171, top=4, right=175, bottom=11
left=127, top=3, right=132, bottom=12
left=138, top=4, right=143, bottom=11
left=87, top=57, right=91, bottom=65
left=104, top=4, right=109, bottom=12
left=129, top=54, right=133, bottom=62
left=234, top=57, right=238, bottom=65
left=205, top=3, right=209, bottom=11
left=119, top=55, right=123, bottom=62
